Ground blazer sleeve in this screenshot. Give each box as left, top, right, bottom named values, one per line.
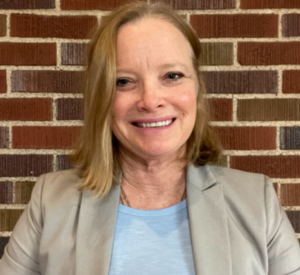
left=0, top=174, right=45, bottom=275
left=266, top=176, right=300, bottom=275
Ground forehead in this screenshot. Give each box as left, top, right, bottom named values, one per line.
left=116, top=17, right=193, bottom=67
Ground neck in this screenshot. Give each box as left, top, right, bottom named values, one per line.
left=119, top=148, right=187, bottom=210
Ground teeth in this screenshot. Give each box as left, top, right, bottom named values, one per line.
left=136, top=119, right=173, bottom=128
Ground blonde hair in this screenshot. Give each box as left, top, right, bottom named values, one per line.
left=72, top=1, right=222, bottom=197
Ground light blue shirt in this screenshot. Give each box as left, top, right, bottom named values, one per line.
left=108, top=200, right=196, bottom=275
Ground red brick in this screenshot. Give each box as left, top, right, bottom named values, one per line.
left=0, top=237, right=9, bottom=258
left=15, top=181, right=35, bottom=204
left=0, top=15, right=6, bottom=36
left=200, top=43, right=233, bottom=65
left=241, top=0, right=300, bottom=9
left=0, top=70, right=7, bottom=93
left=61, top=0, right=145, bottom=10
left=56, top=98, right=83, bottom=120
left=208, top=98, right=232, bottom=121
left=191, top=14, right=278, bottom=38
left=216, top=127, right=276, bottom=150
left=237, top=99, right=300, bottom=121
left=283, top=14, right=300, bottom=37
left=0, top=155, right=53, bottom=177
left=0, top=43, right=56, bottom=66
left=11, top=71, right=82, bottom=94
left=149, top=0, right=235, bottom=9
left=61, top=43, right=88, bottom=65
left=238, top=42, right=300, bottom=65
left=283, top=71, right=300, bottom=94
left=13, top=126, right=81, bottom=149
left=286, top=211, right=300, bottom=233
left=0, top=181, right=13, bottom=204
left=0, top=209, right=23, bottom=231
left=204, top=71, right=278, bottom=94
left=0, top=127, right=9, bottom=148
left=0, top=98, right=52, bottom=121
left=281, top=184, right=300, bottom=206
left=57, top=155, right=73, bottom=171
left=0, top=0, right=55, bottom=9
left=11, top=14, right=97, bottom=39
left=230, top=156, right=300, bottom=178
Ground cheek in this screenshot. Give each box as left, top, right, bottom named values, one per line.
left=176, top=88, right=197, bottom=115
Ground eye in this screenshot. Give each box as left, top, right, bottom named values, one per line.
left=116, top=78, right=130, bottom=87
left=166, top=72, right=184, bottom=81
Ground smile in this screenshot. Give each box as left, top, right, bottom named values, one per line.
left=134, top=119, right=175, bottom=128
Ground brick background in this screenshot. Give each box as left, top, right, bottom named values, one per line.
left=15, top=181, right=35, bottom=204
left=0, top=15, right=6, bottom=37
left=0, top=43, right=56, bottom=66
left=0, top=99, right=52, bottom=121
left=61, top=43, right=88, bottom=65
left=12, top=126, right=81, bottom=149
left=0, top=71, right=7, bottom=93
left=238, top=42, right=300, bottom=65
left=240, top=0, right=300, bottom=9
left=282, top=14, right=300, bottom=37
left=11, top=71, right=83, bottom=94
left=191, top=14, right=278, bottom=38
left=204, top=71, right=278, bottom=94
left=0, top=0, right=55, bottom=9
left=281, top=184, right=300, bottom=206
left=283, top=71, right=300, bottom=94
left=10, top=14, right=97, bottom=39
left=280, top=127, right=300, bottom=150
left=1, top=0, right=300, bottom=256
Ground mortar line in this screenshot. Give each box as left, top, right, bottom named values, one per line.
left=56, top=0, right=61, bottom=11
left=0, top=8, right=300, bottom=16
left=276, top=126, right=281, bottom=150
left=0, top=232, right=12, bottom=237
left=12, top=181, right=15, bottom=204
left=3, top=37, right=300, bottom=43
left=3, top=65, right=300, bottom=71
left=277, top=68, right=283, bottom=95
left=232, top=96, right=237, bottom=122
left=278, top=11, right=283, bottom=39
left=277, top=182, right=281, bottom=203
left=233, top=41, right=238, bottom=66
left=6, top=12, right=10, bottom=38
left=6, top=68, right=11, bottom=95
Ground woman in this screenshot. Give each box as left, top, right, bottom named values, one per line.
left=0, top=2, right=300, bottom=275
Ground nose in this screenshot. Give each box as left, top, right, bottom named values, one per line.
left=137, top=80, right=164, bottom=111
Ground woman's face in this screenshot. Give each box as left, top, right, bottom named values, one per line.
left=112, top=17, right=197, bottom=161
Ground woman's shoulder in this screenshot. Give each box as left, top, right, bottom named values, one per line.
left=32, top=169, right=84, bottom=210
left=206, top=164, right=269, bottom=192
left=199, top=165, right=273, bottom=208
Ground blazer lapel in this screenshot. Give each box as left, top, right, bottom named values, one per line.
left=187, top=164, right=232, bottom=275
left=75, top=184, right=121, bottom=275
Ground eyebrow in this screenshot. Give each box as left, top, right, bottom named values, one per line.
left=157, top=63, right=189, bottom=71
left=117, top=63, right=189, bottom=73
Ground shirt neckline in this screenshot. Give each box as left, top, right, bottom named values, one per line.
left=118, top=199, right=187, bottom=217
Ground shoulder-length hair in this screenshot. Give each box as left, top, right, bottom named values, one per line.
left=72, top=1, right=222, bottom=197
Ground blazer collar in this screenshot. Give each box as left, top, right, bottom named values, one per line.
left=75, top=184, right=121, bottom=275
left=76, top=164, right=232, bottom=275
left=187, top=164, right=232, bottom=275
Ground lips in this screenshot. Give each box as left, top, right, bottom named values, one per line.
left=132, top=118, right=176, bottom=128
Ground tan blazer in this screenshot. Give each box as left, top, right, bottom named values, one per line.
left=0, top=164, right=300, bottom=275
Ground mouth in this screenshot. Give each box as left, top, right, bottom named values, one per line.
left=132, top=118, right=176, bottom=128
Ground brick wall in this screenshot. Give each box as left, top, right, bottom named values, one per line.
left=1, top=0, right=300, bottom=255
